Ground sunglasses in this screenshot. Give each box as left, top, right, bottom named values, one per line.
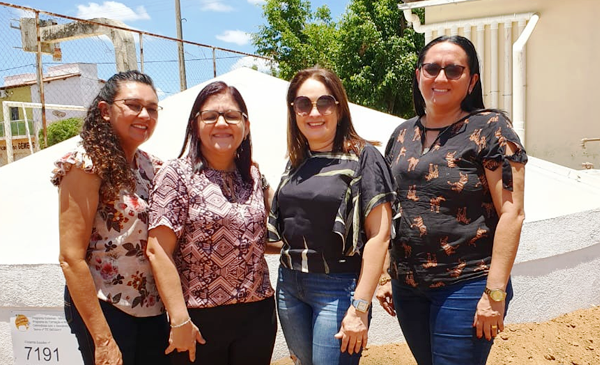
left=421, top=63, right=466, bottom=80
left=195, top=110, right=247, bottom=125
left=291, top=95, right=339, bottom=116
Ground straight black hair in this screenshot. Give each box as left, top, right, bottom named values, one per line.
left=413, top=35, right=485, bottom=116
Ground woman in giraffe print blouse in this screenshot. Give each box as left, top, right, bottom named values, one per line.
left=379, top=35, right=527, bottom=365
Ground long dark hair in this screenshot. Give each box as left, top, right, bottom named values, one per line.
left=80, top=70, right=157, bottom=202
left=178, top=81, right=253, bottom=183
left=286, top=67, right=372, bottom=168
left=413, top=35, right=485, bottom=116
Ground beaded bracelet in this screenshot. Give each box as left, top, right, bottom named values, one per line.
left=170, top=317, right=191, bottom=329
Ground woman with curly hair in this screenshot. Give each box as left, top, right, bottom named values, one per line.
left=52, top=70, right=169, bottom=365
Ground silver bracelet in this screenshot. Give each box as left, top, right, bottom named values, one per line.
left=170, top=317, right=191, bottom=328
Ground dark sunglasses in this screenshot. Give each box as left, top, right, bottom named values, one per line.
left=291, top=95, right=339, bottom=116
left=421, top=63, right=466, bottom=80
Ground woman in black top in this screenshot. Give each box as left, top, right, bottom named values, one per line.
left=379, top=36, right=527, bottom=365
left=268, top=67, right=395, bottom=365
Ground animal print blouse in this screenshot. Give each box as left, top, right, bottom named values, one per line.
left=385, top=110, right=527, bottom=288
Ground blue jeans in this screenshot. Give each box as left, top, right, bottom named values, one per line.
left=276, top=266, right=368, bottom=365
left=392, top=277, right=513, bottom=365
left=64, top=287, right=170, bottom=365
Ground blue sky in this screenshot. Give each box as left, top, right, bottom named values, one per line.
left=7, top=0, right=349, bottom=55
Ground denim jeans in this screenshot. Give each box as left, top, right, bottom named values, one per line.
left=392, top=276, right=513, bottom=365
left=276, top=266, right=368, bottom=365
left=64, top=287, right=170, bottom=365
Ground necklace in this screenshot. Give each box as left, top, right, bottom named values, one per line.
left=420, top=120, right=453, bottom=155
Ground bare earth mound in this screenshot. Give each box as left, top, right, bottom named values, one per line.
left=272, top=305, right=600, bottom=365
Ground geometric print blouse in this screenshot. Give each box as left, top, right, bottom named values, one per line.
left=385, top=110, right=528, bottom=288
left=51, top=145, right=165, bottom=317
left=148, top=158, right=273, bottom=309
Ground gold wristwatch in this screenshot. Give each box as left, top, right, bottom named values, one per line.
left=484, top=287, right=507, bottom=302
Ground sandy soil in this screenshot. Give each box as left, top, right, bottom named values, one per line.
left=272, top=305, right=600, bottom=365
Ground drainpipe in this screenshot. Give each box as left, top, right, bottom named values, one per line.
left=490, top=22, right=499, bottom=108
left=512, top=13, right=540, bottom=147
left=503, top=21, right=512, bottom=116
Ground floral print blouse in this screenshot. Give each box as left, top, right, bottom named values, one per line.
left=148, top=159, right=273, bottom=309
left=385, top=110, right=528, bottom=288
left=51, top=144, right=164, bottom=317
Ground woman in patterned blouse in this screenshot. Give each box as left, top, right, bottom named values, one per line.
left=53, top=71, right=169, bottom=365
left=146, top=81, right=276, bottom=365
left=379, top=36, right=527, bottom=364
left=268, top=67, right=396, bottom=365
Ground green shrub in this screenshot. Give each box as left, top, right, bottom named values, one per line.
left=39, top=117, right=83, bottom=149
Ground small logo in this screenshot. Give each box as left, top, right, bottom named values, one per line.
left=14, top=314, right=30, bottom=331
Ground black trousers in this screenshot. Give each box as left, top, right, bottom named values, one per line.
left=64, top=287, right=170, bottom=365
left=169, top=296, right=277, bottom=365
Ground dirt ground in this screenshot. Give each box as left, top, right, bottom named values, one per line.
left=271, top=305, right=600, bottom=365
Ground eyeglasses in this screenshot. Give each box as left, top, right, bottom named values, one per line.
left=421, top=63, right=466, bottom=80
left=291, top=95, right=339, bottom=116
left=113, top=99, right=162, bottom=118
left=195, top=110, right=247, bottom=125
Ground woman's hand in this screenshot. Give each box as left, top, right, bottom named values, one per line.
left=473, top=293, right=505, bottom=341
left=334, top=307, right=369, bottom=355
left=165, top=320, right=206, bottom=362
left=94, top=337, right=122, bottom=365
left=375, top=281, right=396, bottom=316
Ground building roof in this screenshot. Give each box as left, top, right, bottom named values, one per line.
left=1, top=72, right=83, bottom=89
left=0, top=67, right=598, bottom=265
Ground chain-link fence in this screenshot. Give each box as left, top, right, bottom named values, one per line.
left=0, top=2, right=273, bottom=165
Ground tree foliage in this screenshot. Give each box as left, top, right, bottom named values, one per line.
left=252, top=0, right=338, bottom=80
left=252, top=0, right=424, bottom=118
left=39, top=117, right=83, bottom=149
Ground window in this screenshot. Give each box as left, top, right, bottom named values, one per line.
left=10, top=107, right=19, bottom=121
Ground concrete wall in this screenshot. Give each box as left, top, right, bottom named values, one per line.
left=424, top=0, right=600, bottom=169
left=2, top=209, right=599, bottom=363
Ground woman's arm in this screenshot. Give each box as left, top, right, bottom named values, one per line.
left=474, top=142, right=526, bottom=341
left=146, top=226, right=205, bottom=362
left=335, top=202, right=392, bottom=354
left=58, top=167, right=123, bottom=365
left=375, top=250, right=395, bottom=316
left=262, top=185, right=283, bottom=254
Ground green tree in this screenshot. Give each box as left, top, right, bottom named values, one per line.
left=39, top=117, right=83, bottom=149
left=252, top=0, right=338, bottom=80
left=252, top=0, right=424, bottom=118
left=336, top=1, right=424, bottom=118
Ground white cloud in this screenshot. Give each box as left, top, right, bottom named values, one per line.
left=247, top=0, right=266, bottom=5
left=200, top=0, right=234, bottom=12
left=77, top=1, right=150, bottom=21
left=230, top=56, right=277, bottom=75
left=216, top=30, right=252, bottom=46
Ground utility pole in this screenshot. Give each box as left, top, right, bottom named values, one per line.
left=175, top=0, right=187, bottom=91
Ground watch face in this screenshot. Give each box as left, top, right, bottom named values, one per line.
left=353, top=299, right=370, bottom=313
left=490, top=289, right=505, bottom=301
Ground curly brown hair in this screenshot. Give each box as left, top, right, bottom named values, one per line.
left=80, top=70, right=157, bottom=203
